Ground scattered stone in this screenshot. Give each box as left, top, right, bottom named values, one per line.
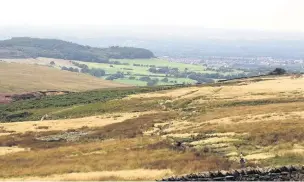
left=36, top=131, right=88, bottom=142
left=159, top=166, right=304, bottom=181
left=225, top=175, right=235, bottom=180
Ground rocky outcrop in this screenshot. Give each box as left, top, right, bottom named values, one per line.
left=160, top=166, right=304, bottom=181
left=36, top=131, right=88, bottom=142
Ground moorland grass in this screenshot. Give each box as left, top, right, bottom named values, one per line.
left=0, top=85, right=182, bottom=122
left=0, top=137, right=237, bottom=178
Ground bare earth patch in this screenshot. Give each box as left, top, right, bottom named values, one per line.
left=0, top=146, right=28, bottom=156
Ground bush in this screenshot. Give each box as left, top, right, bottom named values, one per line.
left=89, top=68, right=105, bottom=77
left=161, top=77, right=169, bottom=82
left=106, top=72, right=124, bottom=80
left=147, top=79, right=159, bottom=86
left=269, top=68, right=286, bottom=75
left=139, top=76, right=151, bottom=82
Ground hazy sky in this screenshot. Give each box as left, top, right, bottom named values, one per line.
left=0, top=0, right=304, bottom=32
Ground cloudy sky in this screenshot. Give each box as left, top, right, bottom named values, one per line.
left=0, top=0, right=303, bottom=32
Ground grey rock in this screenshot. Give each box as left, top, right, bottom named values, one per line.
left=225, top=175, right=235, bottom=180
left=212, top=177, right=225, bottom=181
left=36, top=131, right=88, bottom=142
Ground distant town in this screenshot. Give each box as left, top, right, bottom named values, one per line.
left=164, top=56, right=304, bottom=73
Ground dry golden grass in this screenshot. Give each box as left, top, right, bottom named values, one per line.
left=1, top=76, right=304, bottom=180
left=203, top=111, right=304, bottom=125
left=0, top=111, right=155, bottom=134
left=0, top=62, right=127, bottom=93
left=193, top=102, right=304, bottom=124
left=127, top=87, right=211, bottom=100
left=134, top=77, right=304, bottom=166
left=2, top=57, right=76, bottom=68
left=0, top=169, right=173, bottom=181
left=128, top=76, right=304, bottom=102
left=190, top=137, right=240, bottom=145
left=0, top=137, right=236, bottom=179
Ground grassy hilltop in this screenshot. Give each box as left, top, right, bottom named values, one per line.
left=0, top=75, right=303, bottom=180
left=0, top=62, right=127, bottom=93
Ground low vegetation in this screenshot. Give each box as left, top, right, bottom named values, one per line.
left=0, top=85, right=183, bottom=122
left=0, top=75, right=303, bottom=180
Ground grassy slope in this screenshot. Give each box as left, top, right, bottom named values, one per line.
left=1, top=76, right=303, bottom=180
left=0, top=62, right=127, bottom=93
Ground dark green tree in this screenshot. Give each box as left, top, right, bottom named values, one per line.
left=269, top=68, right=286, bottom=75
left=161, top=77, right=169, bottom=82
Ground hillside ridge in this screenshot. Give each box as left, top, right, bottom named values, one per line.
left=0, top=37, right=155, bottom=62
left=0, top=62, right=128, bottom=94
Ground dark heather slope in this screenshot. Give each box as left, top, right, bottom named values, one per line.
left=160, top=166, right=304, bottom=181
left=0, top=37, right=155, bottom=62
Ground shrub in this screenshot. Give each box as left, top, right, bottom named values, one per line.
left=269, top=68, right=286, bottom=75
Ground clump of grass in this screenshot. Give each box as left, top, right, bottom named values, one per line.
left=262, top=153, right=304, bottom=166
left=250, top=92, right=268, bottom=96
left=36, top=126, right=50, bottom=130
left=82, top=112, right=177, bottom=140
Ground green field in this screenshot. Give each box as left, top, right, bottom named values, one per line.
left=2, top=57, right=244, bottom=87
left=78, top=58, right=210, bottom=75
left=76, top=58, right=240, bottom=86
left=114, top=77, right=196, bottom=86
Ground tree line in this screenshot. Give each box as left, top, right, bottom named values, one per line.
left=61, top=62, right=106, bottom=77
left=0, top=37, right=155, bottom=62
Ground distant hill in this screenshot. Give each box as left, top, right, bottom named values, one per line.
left=0, top=62, right=128, bottom=93
left=0, top=37, right=155, bottom=63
